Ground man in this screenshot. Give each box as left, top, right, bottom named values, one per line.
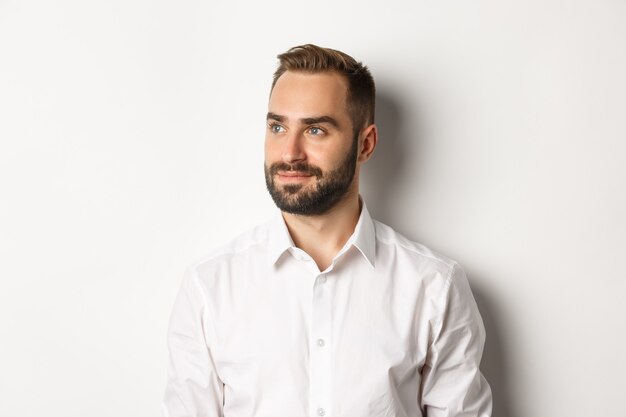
left=163, top=44, right=492, bottom=417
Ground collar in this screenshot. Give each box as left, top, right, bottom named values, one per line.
left=267, top=197, right=376, bottom=269
left=266, top=208, right=297, bottom=266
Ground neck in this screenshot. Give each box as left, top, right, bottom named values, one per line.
left=281, top=187, right=361, bottom=271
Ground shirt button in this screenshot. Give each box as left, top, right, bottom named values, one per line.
left=319, top=276, right=327, bottom=283
left=317, top=407, right=326, bottom=416
left=317, top=338, right=325, bottom=347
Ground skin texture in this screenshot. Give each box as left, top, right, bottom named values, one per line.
left=264, top=71, right=378, bottom=270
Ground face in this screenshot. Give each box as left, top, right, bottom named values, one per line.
left=264, top=71, right=359, bottom=216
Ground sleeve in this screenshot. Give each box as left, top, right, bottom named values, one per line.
left=162, top=266, right=224, bottom=417
left=420, top=264, right=493, bottom=417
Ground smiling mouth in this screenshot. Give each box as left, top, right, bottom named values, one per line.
left=277, top=172, right=313, bottom=183
left=277, top=171, right=313, bottom=177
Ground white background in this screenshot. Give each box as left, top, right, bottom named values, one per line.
left=1, top=1, right=625, bottom=416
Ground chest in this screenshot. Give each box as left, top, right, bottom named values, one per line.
left=207, top=260, right=432, bottom=393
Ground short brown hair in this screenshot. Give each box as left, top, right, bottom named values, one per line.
left=271, top=44, right=376, bottom=135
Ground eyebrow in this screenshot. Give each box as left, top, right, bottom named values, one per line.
left=267, top=112, right=340, bottom=129
left=267, top=112, right=285, bottom=122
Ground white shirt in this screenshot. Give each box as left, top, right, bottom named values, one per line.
left=162, top=201, right=492, bottom=417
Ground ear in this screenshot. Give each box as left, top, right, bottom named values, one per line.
left=358, top=123, right=378, bottom=163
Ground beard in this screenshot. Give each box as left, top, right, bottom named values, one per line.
left=264, top=135, right=358, bottom=216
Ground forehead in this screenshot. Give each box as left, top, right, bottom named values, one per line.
left=269, top=71, right=350, bottom=121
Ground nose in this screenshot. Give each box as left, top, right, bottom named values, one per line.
left=281, top=132, right=306, bottom=164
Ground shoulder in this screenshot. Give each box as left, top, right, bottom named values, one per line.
left=374, top=221, right=472, bottom=309
left=186, top=220, right=270, bottom=280
left=374, top=220, right=457, bottom=269
left=372, top=219, right=463, bottom=290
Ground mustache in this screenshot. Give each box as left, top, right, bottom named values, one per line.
left=269, top=162, right=323, bottom=178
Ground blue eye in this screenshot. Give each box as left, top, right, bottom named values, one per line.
left=309, top=127, right=324, bottom=135
left=270, top=123, right=285, bottom=133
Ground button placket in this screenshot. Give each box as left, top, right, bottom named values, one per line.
left=310, top=273, right=332, bottom=417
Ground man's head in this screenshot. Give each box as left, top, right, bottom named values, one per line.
left=271, top=44, right=376, bottom=138
left=264, top=44, right=377, bottom=216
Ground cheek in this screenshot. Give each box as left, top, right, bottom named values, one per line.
left=310, top=144, right=349, bottom=168
left=264, top=137, right=277, bottom=161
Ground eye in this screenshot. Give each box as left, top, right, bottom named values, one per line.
left=269, top=123, right=285, bottom=134
left=308, top=126, right=325, bottom=136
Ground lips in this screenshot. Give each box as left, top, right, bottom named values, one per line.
left=277, top=171, right=312, bottom=177
left=269, top=162, right=323, bottom=181
left=276, top=171, right=314, bottom=183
